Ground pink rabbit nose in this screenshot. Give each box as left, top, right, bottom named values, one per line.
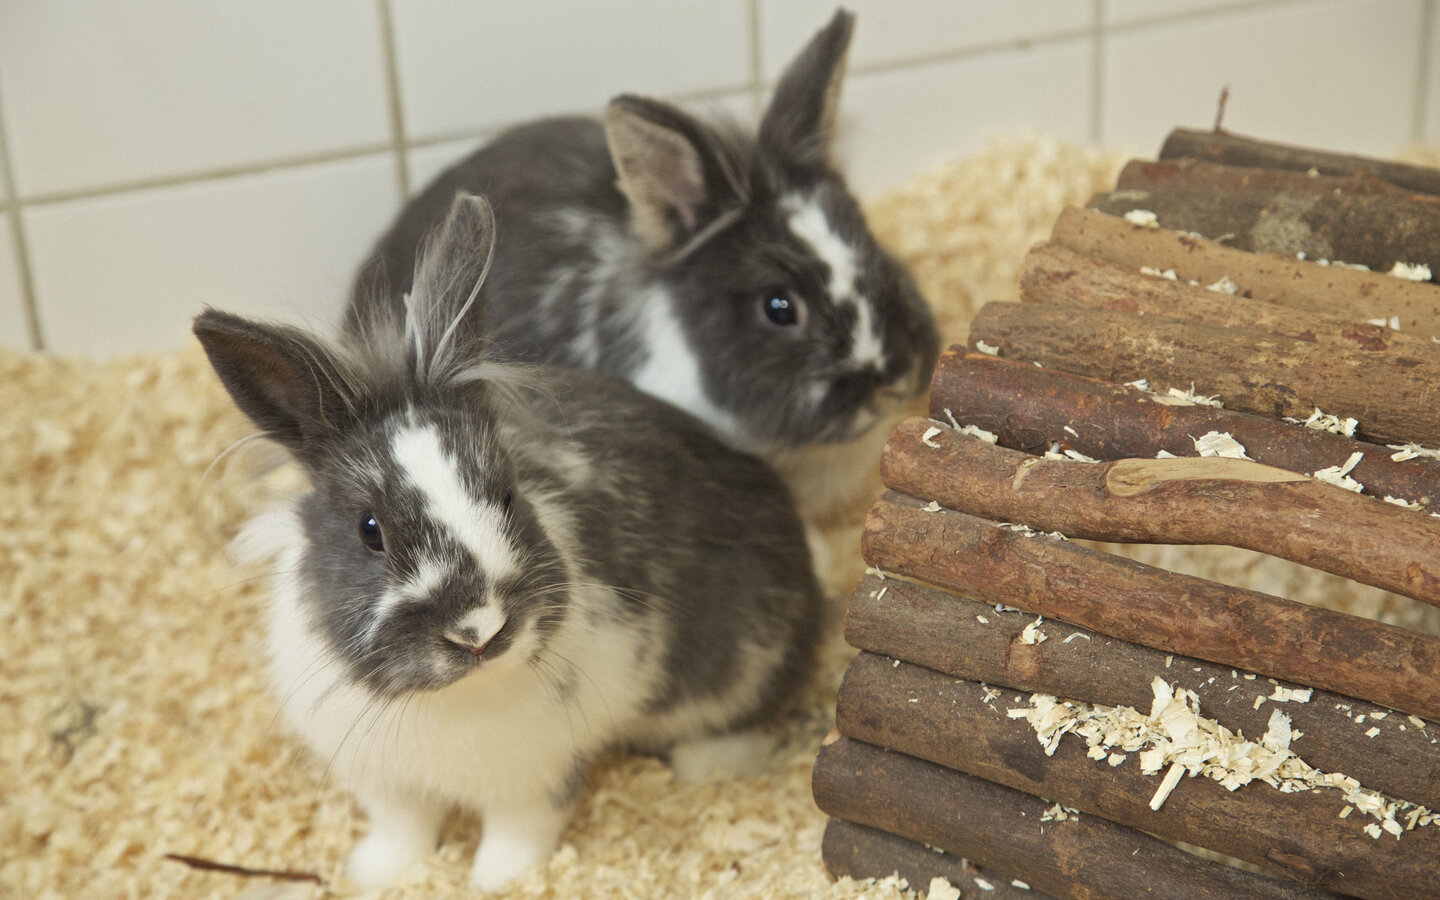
left=445, top=627, right=490, bottom=658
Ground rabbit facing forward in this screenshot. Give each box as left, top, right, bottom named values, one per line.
left=350, top=10, right=940, bottom=520
left=197, top=195, right=822, bottom=890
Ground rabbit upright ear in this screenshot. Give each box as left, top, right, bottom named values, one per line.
left=604, top=95, right=748, bottom=255
left=406, top=193, right=497, bottom=378
left=193, top=308, right=354, bottom=458
left=759, top=8, right=855, bottom=168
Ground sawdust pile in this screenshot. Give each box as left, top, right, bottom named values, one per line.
left=5, top=135, right=1434, bottom=899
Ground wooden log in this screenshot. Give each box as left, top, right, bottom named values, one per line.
left=1088, top=188, right=1440, bottom=281
left=967, top=300, right=1440, bottom=448
left=928, top=350, right=1440, bottom=507
left=1019, top=241, right=1440, bottom=359
left=1117, top=157, right=1409, bottom=196
left=1049, top=206, right=1440, bottom=335
left=822, top=819, right=1053, bottom=900
left=813, top=733, right=1353, bottom=900
left=883, top=417, right=1440, bottom=607
left=846, top=573, right=1440, bottom=811
left=831, top=658, right=1436, bottom=899
left=861, top=491, right=1440, bottom=722
left=1159, top=128, right=1440, bottom=197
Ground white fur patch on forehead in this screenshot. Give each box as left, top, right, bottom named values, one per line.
left=391, top=422, right=519, bottom=583
left=783, top=193, right=859, bottom=303
left=782, top=193, right=885, bottom=371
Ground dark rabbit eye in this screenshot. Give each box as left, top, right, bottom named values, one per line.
left=501, top=488, right=514, bottom=512
left=358, top=512, right=385, bottom=554
left=758, top=290, right=805, bottom=328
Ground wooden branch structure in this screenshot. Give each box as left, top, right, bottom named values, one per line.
left=1159, top=128, right=1440, bottom=197
left=880, top=418, right=1440, bottom=607
left=822, top=819, right=1052, bottom=900
left=928, top=351, right=1440, bottom=507
left=845, top=573, right=1440, bottom=812
left=816, top=129, right=1440, bottom=899
left=1049, top=205, right=1440, bottom=335
left=815, top=734, right=1353, bottom=900
left=969, top=301, right=1440, bottom=448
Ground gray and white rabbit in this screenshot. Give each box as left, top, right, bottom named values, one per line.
left=349, top=9, right=939, bottom=522
left=197, top=195, right=822, bottom=890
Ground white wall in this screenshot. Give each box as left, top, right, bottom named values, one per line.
left=2, top=0, right=1436, bottom=356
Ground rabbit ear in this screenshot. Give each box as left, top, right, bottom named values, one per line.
left=406, top=192, right=497, bottom=379
left=605, top=95, right=748, bottom=255
left=193, top=308, right=356, bottom=459
left=759, top=8, right=854, bottom=168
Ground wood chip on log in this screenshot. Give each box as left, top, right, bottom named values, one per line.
left=814, top=734, right=1352, bottom=900
left=1088, top=187, right=1440, bottom=282
left=882, top=417, right=1440, bottom=606
left=968, top=300, right=1440, bottom=448
left=862, top=491, right=1440, bottom=722
left=1019, top=241, right=1439, bottom=359
left=1159, top=128, right=1440, bottom=197
left=822, top=819, right=1053, bottom=900
left=846, top=573, right=1440, bottom=811
left=928, top=350, right=1440, bottom=507
left=1117, top=158, right=1410, bottom=196
left=1049, top=206, right=1440, bottom=335
left=831, top=660, right=1435, bottom=900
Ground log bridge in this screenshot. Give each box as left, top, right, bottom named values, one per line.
left=814, top=128, right=1440, bottom=900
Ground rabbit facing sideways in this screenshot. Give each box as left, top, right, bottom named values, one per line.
left=195, top=195, right=823, bottom=890
left=349, top=9, right=940, bottom=523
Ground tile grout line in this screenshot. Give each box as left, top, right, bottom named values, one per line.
left=1416, top=0, right=1436, bottom=143
left=746, top=0, right=764, bottom=119
left=376, top=0, right=411, bottom=198
left=1091, top=0, right=1105, bottom=145
left=0, top=84, right=44, bottom=350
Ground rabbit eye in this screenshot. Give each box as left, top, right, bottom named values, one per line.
left=358, top=512, right=385, bottom=554
left=758, top=290, right=805, bottom=329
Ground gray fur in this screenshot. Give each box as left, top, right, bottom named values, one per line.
left=346, top=9, right=939, bottom=458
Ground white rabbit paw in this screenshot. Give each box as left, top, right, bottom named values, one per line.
left=469, top=805, right=567, bottom=891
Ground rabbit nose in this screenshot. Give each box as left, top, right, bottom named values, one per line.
left=445, top=627, right=490, bottom=656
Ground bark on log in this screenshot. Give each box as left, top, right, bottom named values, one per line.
left=1088, top=188, right=1440, bottom=282
left=814, top=733, right=1354, bottom=900
left=822, top=819, right=1053, bottom=900
left=830, top=659, right=1436, bottom=900
left=1117, top=158, right=1410, bottom=196
left=846, top=573, right=1440, bottom=811
left=1159, top=128, right=1440, bottom=197
left=967, top=300, right=1440, bottom=448
left=861, top=491, right=1440, bottom=722
left=928, top=350, right=1440, bottom=507
left=1019, top=241, right=1440, bottom=359
left=883, top=417, right=1440, bottom=606
left=1049, top=206, right=1440, bottom=335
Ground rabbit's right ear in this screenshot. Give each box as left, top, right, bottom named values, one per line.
left=604, top=95, right=748, bottom=255
left=193, top=308, right=354, bottom=459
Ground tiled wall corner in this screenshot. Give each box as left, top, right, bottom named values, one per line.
left=0, top=218, right=30, bottom=347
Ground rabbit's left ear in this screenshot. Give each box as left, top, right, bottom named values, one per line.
left=605, top=95, right=748, bottom=255
left=759, top=8, right=855, bottom=168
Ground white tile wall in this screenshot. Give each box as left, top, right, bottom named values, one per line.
left=1103, top=0, right=1426, bottom=156
left=390, top=0, right=751, bottom=142
left=840, top=38, right=1094, bottom=196
left=26, top=156, right=398, bottom=356
left=0, top=218, right=30, bottom=347
left=0, top=1, right=391, bottom=198
left=0, top=0, right=1435, bottom=356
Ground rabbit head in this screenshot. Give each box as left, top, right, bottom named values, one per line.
left=196, top=196, right=568, bottom=699
left=604, top=9, right=940, bottom=451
